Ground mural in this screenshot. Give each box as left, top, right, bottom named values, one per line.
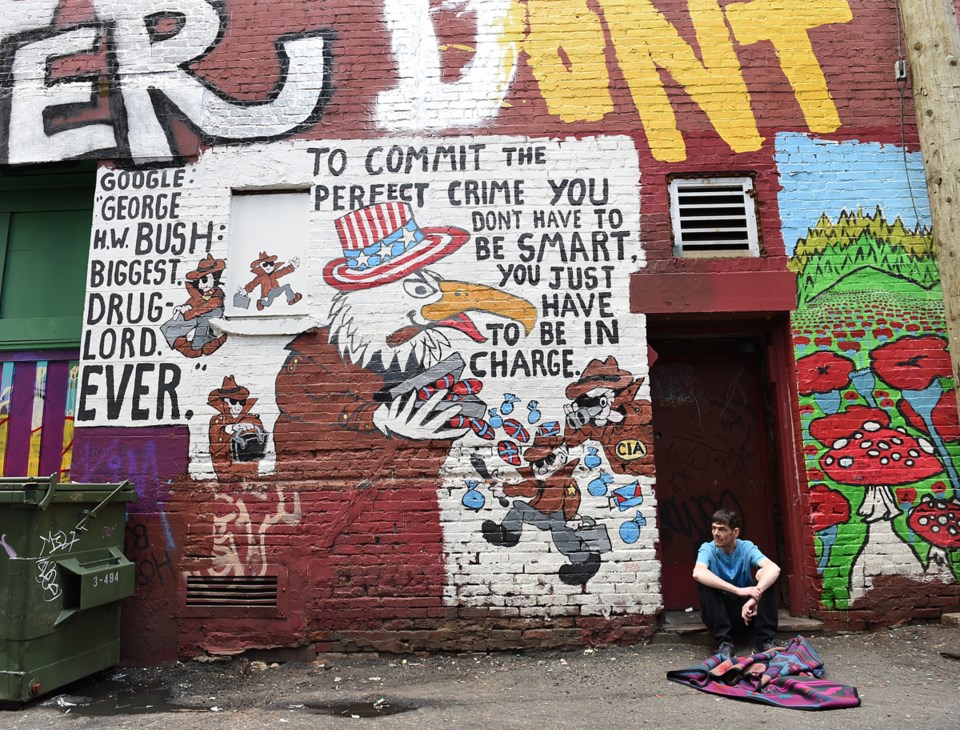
left=207, top=376, right=267, bottom=481
left=239, top=252, right=302, bottom=312
left=160, top=254, right=228, bottom=358
left=78, top=135, right=658, bottom=610
left=1, top=0, right=333, bottom=164
left=0, top=357, right=79, bottom=479
left=2, top=0, right=853, bottom=165
left=206, top=485, right=302, bottom=577
left=782, top=134, right=960, bottom=608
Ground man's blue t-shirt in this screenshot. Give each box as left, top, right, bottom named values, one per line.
left=696, top=539, right=766, bottom=588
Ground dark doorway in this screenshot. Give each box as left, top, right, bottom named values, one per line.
left=650, top=336, right=779, bottom=610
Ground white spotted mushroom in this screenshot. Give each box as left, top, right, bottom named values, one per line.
left=819, top=417, right=944, bottom=523
left=813, top=407, right=948, bottom=597
left=907, top=495, right=960, bottom=570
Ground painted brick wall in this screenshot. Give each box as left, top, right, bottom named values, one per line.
left=3, top=0, right=958, bottom=658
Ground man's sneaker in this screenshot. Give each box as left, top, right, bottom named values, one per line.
left=755, top=639, right=778, bottom=653
left=717, top=641, right=735, bottom=660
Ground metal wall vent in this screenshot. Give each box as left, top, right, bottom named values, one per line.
left=668, top=176, right=759, bottom=258
left=185, top=575, right=279, bottom=608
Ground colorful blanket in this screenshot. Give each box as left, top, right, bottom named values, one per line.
left=666, top=635, right=861, bottom=710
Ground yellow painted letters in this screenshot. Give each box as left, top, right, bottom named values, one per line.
left=525, top=0, right=614, bottom=122
left=599, top=0, right=762, bottom=162
left=725, top=0, right=853, bottom=133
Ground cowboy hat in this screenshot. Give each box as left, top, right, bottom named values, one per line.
left=565, top=356, right=634, bottom=400
left=210, top=375, right=249, bottom=402
left=250, top=251, right=279, bottom=270
left=186, top=254, right=226, bottom=280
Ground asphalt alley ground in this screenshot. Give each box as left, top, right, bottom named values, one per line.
left=4, top=623, right=960, bottom=729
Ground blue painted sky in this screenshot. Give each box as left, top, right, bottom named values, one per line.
left=775, top=132, right=931, bottom=256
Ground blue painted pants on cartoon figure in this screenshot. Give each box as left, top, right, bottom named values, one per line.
left=502, top=501, right=600, bottom=563
left=263, top=284, right=297, bottom=307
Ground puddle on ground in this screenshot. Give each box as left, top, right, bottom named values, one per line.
left=41, top=676, right=202, bottom=716
left=58, top=689, right=194, bottom=716
left=304, top=699, right=416, bottom=718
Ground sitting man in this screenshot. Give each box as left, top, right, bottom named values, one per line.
left=692, top=509, right=780, bottom=659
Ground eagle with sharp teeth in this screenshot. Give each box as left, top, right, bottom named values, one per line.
left=273, top=202, right=536, bottom=473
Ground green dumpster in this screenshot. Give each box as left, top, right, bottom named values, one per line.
left=0, top=475, right=136, bottom=702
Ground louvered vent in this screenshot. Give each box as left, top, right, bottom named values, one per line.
left=669, top=177, right=759, bottom=258
left=185, top=575, right=278, bottom=608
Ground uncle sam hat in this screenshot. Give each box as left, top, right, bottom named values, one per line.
left=322, top=202, right=469, bottom=291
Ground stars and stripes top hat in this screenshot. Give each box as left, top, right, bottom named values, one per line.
left=323, top=202, right=469, bottom=291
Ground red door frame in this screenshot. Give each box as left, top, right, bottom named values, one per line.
left=647, top=315, right=816, bottom=616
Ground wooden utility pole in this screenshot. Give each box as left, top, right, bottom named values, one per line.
left=900, top=0, right=960, bottom=403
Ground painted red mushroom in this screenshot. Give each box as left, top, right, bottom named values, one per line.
left=812, top=406, right=946, bottom=598
left=810, top=484, right=851, bottom=532
left=907, top=495, right=960, bottom=570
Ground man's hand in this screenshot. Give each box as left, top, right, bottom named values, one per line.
left=742, top=597, right=758, bottom=624
left=736, top=585, right=762, bottom=602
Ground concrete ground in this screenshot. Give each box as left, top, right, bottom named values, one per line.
left=3, top=622, right=960, bottom=729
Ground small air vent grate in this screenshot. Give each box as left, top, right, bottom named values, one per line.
left=669, top=177, right=759, bottom=258
left=185, top=575, right=278, bottom=608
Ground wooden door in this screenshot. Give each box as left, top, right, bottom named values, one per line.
left=651, top=337, right=778, bottom=610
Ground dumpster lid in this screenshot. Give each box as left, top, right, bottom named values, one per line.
left=0, top=476, right=135, bottom=507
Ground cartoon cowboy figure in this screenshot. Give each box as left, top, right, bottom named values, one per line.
left=160, top=254, right=227, bottom=358
left=563, top=355, right=654, bottom=476
left=482, top=433, right=611, bottom=586
left=241, top=251, right=302, bottom=311
left=208, top=375, right=267, bottom=480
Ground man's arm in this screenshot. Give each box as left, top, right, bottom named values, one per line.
left=754, top=557, right=781, bottom=593
left=692, top=562, right=760, bottom=600
left=741, top=557, right=781, bottom=624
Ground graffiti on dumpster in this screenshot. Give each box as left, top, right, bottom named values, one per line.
left=1, top=533, right=16, bottom=558
left=35, top=529, right=80, bottom=601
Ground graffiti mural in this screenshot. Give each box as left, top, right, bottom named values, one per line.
left=0, top=357, right=80, bottom=479
left=2, top=1, right=854, bottom=166
left=1, top=0, right=333, bottom=164
left=207, top=376, right=267, bottom=481
left=205, top=486, right=302, bottom=577
left=781, top=134, right=960, bottom=608
left=77, top=135, right=656, bottom=611
left=160, top=254, right=228, bottom=358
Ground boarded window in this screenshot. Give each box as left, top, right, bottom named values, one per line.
left=227, top=190, right=309, bottom=317
left=668, top=177, right=759, bottom=258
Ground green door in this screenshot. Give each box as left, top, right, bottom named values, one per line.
left=0, top=164, right=95, bottom=350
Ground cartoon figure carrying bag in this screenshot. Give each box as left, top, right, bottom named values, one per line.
left=160, top=254, right=227, bottom=358
left=240, top=251, right=302, bottom=311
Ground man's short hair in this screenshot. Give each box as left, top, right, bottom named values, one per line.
left=711, top=509, right=740, bottom=530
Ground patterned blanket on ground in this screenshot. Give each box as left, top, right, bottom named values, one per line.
left=666, top=635, right=861, bottom=710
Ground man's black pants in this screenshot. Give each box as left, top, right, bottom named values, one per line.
left=698, top=583, right=778, bottom=648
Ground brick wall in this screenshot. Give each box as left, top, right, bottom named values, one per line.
left=3, top=0, right=957, bottom=658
